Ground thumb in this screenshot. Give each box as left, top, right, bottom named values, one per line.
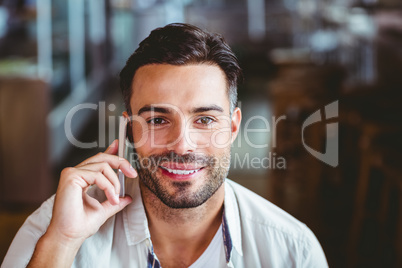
left=101, top=195, right=133, bottom=218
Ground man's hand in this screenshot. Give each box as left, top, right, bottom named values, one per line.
left=28, top=140, right=137, bottom=267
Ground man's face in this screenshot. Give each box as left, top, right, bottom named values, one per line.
left=125, top=64, right=241, bottom=208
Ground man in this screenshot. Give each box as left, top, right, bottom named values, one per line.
left=2, top=23, right=328, bottom=267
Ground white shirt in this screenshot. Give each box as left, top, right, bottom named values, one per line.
left=189, top=224, right=225, bottom=268
left=2, top=178, right=328, bottom=268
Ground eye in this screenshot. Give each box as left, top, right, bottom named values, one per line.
left=147, top=117, right=167, bottom=126
left=196, top=116, right=215, bottom=125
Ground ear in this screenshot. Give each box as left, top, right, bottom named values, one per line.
left=122, top=111, right=134, bottom=143
left=230, top=107, right=241, bottom=144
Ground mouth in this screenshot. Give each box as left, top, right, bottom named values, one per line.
left=160, top=166, right=202, bottom=174
left=159, top=165, right=205, bottom=180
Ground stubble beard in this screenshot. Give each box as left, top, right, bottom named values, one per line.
left=133, top=149, right=231, bottom=209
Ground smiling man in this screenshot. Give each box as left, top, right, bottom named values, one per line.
left=3, top=23, right=328, bottom=268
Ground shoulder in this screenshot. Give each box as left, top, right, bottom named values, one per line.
left=2, top=195, right=55, bottom=267
left=226, top=179, right=305, bottom=234
left=226, top=179, right=327, bottom=267
left=22, top=194, right=55, bottom=232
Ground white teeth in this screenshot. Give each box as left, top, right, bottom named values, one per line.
left=160, top=167, right=201, bottom=175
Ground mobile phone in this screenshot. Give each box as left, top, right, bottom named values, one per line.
left=117, top=116, right=129, bottom=197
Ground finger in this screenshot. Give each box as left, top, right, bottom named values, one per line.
left=101, top=195, right=133, bottom=219
left=62, top=168, right=120, bottom=205
left=77, top=153, right=137, bottom=178
left=80, top=162, right=121, bottom=195
left=105, top=139, right=118, bottom=155
left=77, top=139, right=118, bottom=167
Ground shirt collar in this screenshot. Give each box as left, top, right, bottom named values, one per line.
left=223, top=179, right=243, bottom=257
left=123, top=178, right=150, bottom=246
left=122, top=178, right=243, bottom=258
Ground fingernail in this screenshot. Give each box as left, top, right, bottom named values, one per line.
left=105, top=140, right=116, bottom=153
left=130, top=165, right=136, bottom=174
left=111, top=140, right=118, bottom=148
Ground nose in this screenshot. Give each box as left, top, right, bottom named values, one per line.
left=166, top=121, right=195, bottom=155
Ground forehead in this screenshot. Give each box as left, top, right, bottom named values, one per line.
left=129, top=64, right=229, bottom=114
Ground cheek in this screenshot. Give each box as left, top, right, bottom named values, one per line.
left=131, top=122, right=148, bottom=148
left=211, top=132, right=232, bottom=148
left=187, top=121, right=232, bottom=149
left=209, top=123, right=233, bottom=149
left=132, top=124, right=170, bottom=153
left=186, top=130, right=212, bottom=147
left=209, top=117, right=234, bottom=149
left=185, top=130, right=232, bottom=151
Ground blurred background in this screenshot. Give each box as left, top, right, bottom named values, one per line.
left=1, top=0, right=402, bottom=267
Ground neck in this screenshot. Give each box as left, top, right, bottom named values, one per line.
left=139, top=181, right=224, bottom=267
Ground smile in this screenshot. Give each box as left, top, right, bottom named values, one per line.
left=159, top=166, right=202, bottom=175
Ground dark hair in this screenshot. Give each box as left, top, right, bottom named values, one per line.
left=119, top=23, right=242, bottom=114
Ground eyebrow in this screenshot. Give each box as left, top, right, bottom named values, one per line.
left=137, top=104, right=224, bottom=116
left=137, top=106, right=171, bottom=116
left=191, top=105, right=224, bottom=114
